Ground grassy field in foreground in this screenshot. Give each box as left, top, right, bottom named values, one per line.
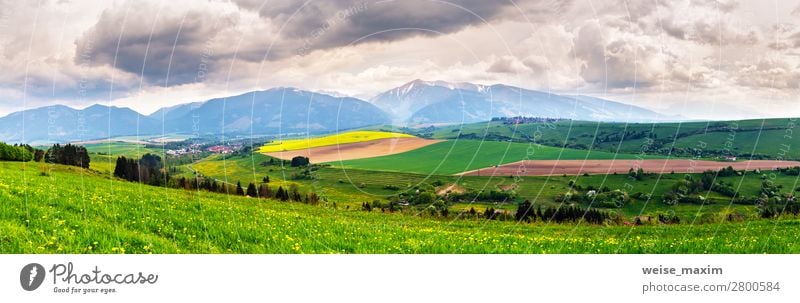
left=258, top=131, right=414, bottom=153
left=4, top=161, right=800, bottom=253
left=336, top=140, right=664, bottom=175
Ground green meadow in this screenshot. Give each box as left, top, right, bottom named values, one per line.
left=84, top=142, right=156, bottom=155
left=4, top=122, right=798, bottom=254
left=180, top=150, right=797, bottom=224
left=85, top=142, right=161, bottom=174
left=335, top=140, right=662, bottom=175
left=420, top=118, right=799, bottom=160
left=2, top=161, right=800, bottom=254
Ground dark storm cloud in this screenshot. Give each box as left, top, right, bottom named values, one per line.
left=73, top=0, right=571, bottom=87
left=235, top=0, right=523, bottom=55
left=74, top=2, right=231, bottom=86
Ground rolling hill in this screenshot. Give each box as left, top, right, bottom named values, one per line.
left=418, top=118, right=800, bottom=160
left=335, top=139, right=663, bottom=175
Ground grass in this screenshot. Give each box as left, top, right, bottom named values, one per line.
left=258, top=130, right=415, bottom=153
left=85, top=142, right=160, bottom=157
left=314, top=166, right=775, bottom=220
left=3, top=160, right=800, bottom=253
left=182, top=153, right=377, bottom=207
left=420, top=118, right=800, bottom=160
left=335, top=139, right=663, bottom=175
left=185, top=153, right=781, bottom=223
left=85, top=142, right=161, bottom=175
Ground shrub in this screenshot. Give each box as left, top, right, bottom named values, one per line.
left=290, top=156, right=310, bottom=167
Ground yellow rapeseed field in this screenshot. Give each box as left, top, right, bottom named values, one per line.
left=258, top=131, right=414, bottom=153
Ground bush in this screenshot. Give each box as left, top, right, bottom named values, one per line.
left=0, top=142, right=34, bottom=162
left=290, top=156, right=310, bottom=167
left=594, top=190, right=629, bottom=208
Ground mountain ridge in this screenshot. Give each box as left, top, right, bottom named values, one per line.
left=0, top=88, right=390, bottom=144
left=0, top=81, right=678, bottom=144
left=372, top=79, right=674, bottom=124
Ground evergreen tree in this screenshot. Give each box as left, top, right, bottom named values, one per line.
left=515, top=200, right=534, bottom=222
left=246, top=182, right=258, bottom=197
left=236, top=182, right=245, bottom=195
left=289, top=185, right=302, bottom=201
left=258, top=184, right=271, bottom=198
left=33, top=149, right=45, bottom=162
left=113, top=156, right=128, bottom=179
left=484, top=207, right=496, bottom=220
left=276, top=186, right=288, bottom=201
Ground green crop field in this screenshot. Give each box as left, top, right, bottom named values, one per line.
left=335, top=139, right=663, bottom=175
left=3, top=161, right=800, bottom=253
left=85, top=142, right=160, bottom=157
left=419, top=118, right=799, bottom=160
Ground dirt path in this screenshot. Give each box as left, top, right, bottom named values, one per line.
left=460, top=159, right=800, bottom=176
left=263, top=137, right=443, bottom=163
left=436, top=184, right=466, bottom=195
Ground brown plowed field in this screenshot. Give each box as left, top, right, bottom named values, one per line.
left=460, top=159, right=800, bottom=176
left=264, top=137, right=443, bottom=163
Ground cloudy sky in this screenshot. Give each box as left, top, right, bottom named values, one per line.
left=0, top=0, right=798, bottom=119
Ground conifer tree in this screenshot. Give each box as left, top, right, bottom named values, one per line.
left=236, top=181, right=245, bottom=195
left=246, top=182, right=257, bottom=197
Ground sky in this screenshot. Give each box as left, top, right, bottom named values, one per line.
left=0, top=0, right=798, bottom=120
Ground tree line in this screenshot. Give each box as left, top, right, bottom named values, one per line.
left=0, top=142, right=90, bottom=168
left=113, top=153, right=321, bottom=205
left=0, top=142, right=35, bottom=162
left=45, top=144, right=91, bottom=168
left=113, top=154, right=167, bottom=186
left=514, top=200, right=615, bottom=224
left=173, top=176, right=321, bottom=204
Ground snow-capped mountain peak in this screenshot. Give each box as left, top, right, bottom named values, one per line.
left=371, top=80, right=671, bottom=125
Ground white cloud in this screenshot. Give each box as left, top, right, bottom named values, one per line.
left=0, top=0, right=799, bottom=120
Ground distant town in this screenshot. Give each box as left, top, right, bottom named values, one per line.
left=166, top=142, right=244, bottom=156
left=491, top=116, right=570, bottom=125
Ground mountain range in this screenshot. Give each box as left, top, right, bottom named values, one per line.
left=371, top=80, right=671, bottom=124
left=0, top=81, right=675, bottom=144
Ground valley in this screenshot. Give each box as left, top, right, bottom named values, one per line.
left=2, top=82, right=799, bottom=254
